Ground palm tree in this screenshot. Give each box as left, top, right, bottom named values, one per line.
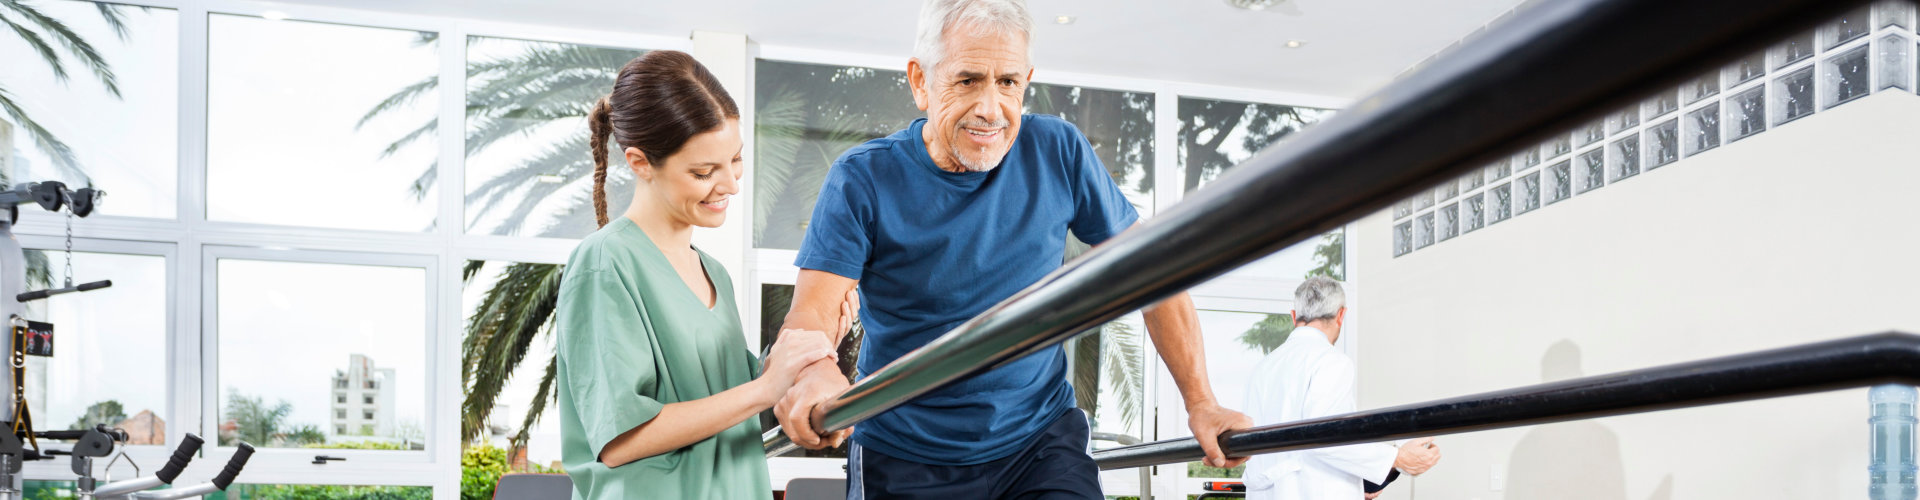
left=1, top=0, right=134, bottom=184
left=364, top=38, right=641, bottom=448
left=1178, top=98, right=1329, bottom=193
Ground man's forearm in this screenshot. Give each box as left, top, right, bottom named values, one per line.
left=1141, top=291, right=1216, bottom=406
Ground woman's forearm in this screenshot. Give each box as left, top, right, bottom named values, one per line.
left=597, top=378, right=776, bottom=468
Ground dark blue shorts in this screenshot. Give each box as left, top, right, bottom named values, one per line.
left=847, top=407, right=1101, bottom=500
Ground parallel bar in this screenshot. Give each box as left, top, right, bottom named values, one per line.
left=1094, top=332, right=1920, bottom=469
left=768, top=0, right=1871, bottom=455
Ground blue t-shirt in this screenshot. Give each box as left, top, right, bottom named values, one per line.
left=795, top=114, right=1140, bottom=465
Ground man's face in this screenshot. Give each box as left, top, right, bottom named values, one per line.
left=909, top=24, right=1032, bottom=172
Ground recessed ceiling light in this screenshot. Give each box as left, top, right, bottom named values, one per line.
left=1226, top=0, right=1283, bottom=11
left=1284, top=39, right=1307, bottom=48
left=261, top=10, right=289, bottom=21
left=1055, top=15, right=1075, bottom=25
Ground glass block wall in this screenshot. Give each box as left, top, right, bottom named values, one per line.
left=1392, top=2, right=1918, bottom=258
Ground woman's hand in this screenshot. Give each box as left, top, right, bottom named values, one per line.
left=759, top=329, right=836, bottom=405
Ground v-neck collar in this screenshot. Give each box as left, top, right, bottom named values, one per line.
left=614, top=217, right=722, bottom=312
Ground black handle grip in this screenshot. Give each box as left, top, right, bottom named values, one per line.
left=15, top=290, right=50, bottom=302
left=34, top=430, right=84, bottom=440
left=212, top=443, right=253, bottom=491
left=75, top=280, right=111, bottom=292
left=154, top=433, right=204, bottom=484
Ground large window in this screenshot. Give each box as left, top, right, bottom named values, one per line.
left=213, top=254, right=430, bottom=452
left=0, top=0, right=177, bottom=218
left=21, top=248, right=168, bottom=444
left=205, top=15, right=438, bottom=231
left=751, top=60, right=919, bottom=250
left=463, top=37, right=644, bottom=238
left=461, top=259, right=564, bottom=469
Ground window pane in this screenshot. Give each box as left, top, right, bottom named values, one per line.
left=1726, top=87, right=1766, bottom=142
left=1684, top=102, right=1722, bottom=156
left=1577, top=148, right=1605, bottom=193
left=1547, top=160, right=1573, bottom=205
left=1066, top=315, right=1149, bottom=452
left=1689, top=71, right=1725, bottom=104
left=1462, top=193, right=1484, bottom=233
left=1824, top=45, right=1871, bottom=108
left=1880, top=35, right=1913, bottom=91
left=464, top=37, right=644, bottom=238
left=462, top=260, right=562, bottom=468
left=1182, top=310, right=1295, bottom=479
left=1515, top=172, right=1542, bottom=215
left=1415, top=212, right=1434, bottom=249
left=753, top=61, right=918, bottom=250
left=1179, top=97, right=1331, bottom=193
left=1487, top=183, right=1511, bottom=225
left=207, top=16, right=438, bottom=231
left=1774, top=67, right=1816, bottom=125
left=217, top=259, right=426, bottom=450
left=0, top=1, right=176, bottom=218
left=20, top=250, right=167, bottom=444
left=1772, top=32, right=1816, bottom=69
left=1438, top=203, right=1460, bottom=241
left=1393, top=221, right=1412, bottom=257
left=1028, top=83, right=1155, bottom=213
left=1725, top=52, right=1768, bottom=88
left=1646, top=118, right=1680, bottom=169
left=1609, top=136, right=1639, bottom=182
left=1821, top=6, right=1872, bottom=50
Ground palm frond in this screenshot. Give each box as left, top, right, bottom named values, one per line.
left=509, top=354, right=557, bottom=452
left=461, top=262, right=564, bottom=442
left=357, top=76, right=438, bottom=130
left=0, top=10, right=69, bottom=83
left=407, top=161, right=436, bottom=201
left=92, top=2, right=128, bottom=41
left=461, top=259, right=486, bottom=283
left=1099, top=321, right=1144, bottom=431
left=0, top=87, right=85, bottom=178
left=6, top=0, right=118, bottom=97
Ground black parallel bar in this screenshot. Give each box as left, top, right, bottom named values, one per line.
left=1094, top=332, right=1920, bottom=469
left=768, top=0, right=1870, bottom=455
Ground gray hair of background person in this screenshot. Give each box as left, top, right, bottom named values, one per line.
left=913, top=0, right=1036, bottom=72
left=1294, top=276, right=1346, bottom=323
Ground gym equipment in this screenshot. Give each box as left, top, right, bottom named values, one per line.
left=0, top=181, right=248, bottom=499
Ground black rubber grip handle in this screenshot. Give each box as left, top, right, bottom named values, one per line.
left=34, top=430, right=84, bottom=440
left=154, top=433, right=204, bottom=484
left=15, top=290, right=50, bottom=302
left=212, top=443, right=253, bottom=490
left=76, top=280, right=111, bottom=292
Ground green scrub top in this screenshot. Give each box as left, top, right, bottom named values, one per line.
left=555, top=217, right=769, bottom=499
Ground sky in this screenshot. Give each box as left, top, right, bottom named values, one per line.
left=0, top=2, right=177, bottom=218
left=217, top=258, right=428, bottom=446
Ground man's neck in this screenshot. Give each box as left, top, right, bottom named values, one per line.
left=1300, top=321, right=1339, bottom=344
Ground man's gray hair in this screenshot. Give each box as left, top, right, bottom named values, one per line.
left=1293, top=276, right=1346, bottom=324
left=913, top=0, right=1035, bottom=72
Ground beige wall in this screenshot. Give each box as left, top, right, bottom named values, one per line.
left=1353, top=92, right=1920, bottom=500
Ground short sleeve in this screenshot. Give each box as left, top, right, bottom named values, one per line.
left=557, top=269, right=668, bottom=465
left=1061, top=121, right=1140, bottom=244
left=794, top=161, right=875, bottom=280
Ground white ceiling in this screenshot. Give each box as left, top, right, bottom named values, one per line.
left=264, top=0, right=1527, bottom=100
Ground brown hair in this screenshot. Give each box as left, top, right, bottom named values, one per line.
left=589, top=50, right=741, bottom=228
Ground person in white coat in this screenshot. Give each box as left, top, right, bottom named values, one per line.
left=1243, top=276, right=1441, bottom=500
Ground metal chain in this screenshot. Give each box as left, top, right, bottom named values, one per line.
left=63, top=202, right=74, bottom=288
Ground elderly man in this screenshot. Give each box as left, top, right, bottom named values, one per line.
left=1243, top=276, right=1442, bottom=500
left=769, top=0, right=1252, bottom=497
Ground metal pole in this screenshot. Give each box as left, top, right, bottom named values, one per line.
left=1092, top=332, right=1920, bottom=469
left=769, top=0, right=1874, bottom=454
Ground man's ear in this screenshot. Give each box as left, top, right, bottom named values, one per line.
left=907, top=58, right=931, bottom=111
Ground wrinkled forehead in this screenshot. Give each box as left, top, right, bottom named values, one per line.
left=935, top=20, right=1032, bottom=70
